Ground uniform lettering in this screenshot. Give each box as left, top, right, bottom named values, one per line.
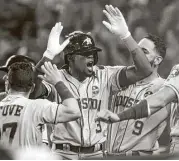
left=9, top=105, right=15, bottom=115
left=97, top=100, right=101, bottom=111
left=2, top=105, right=9, bottom=116
left=115, top=96, right=139, bottom=107
left=123, top=96, right=129, bottom=106
left=91, top=99, right=97, bottom=109
left=14, top=106, right=23, bottom=116
left=77, top=98, right=101, bottom=110
left=126, top=98, right=134, bottom=107
left=0, top=105, right=23, bottom=116
left=134, top=99, right=140, bottom=104
left=82, top=98, right=88, bottom=109
left=117, top=96, right=123, bottom=105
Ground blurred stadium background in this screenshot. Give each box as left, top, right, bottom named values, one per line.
left=0, top=0, right=179, bottom=88
left=0, top=0, right=178, bottom=158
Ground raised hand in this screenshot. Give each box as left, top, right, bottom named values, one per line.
left=38, top=62, right=64, bottom=85
left=103, top=5, right=131, bottom=39
left=44, top=22, right=70, bottom=60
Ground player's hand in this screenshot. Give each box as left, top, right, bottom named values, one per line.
left=95, top=109, right=120, bottom=123
left=103, top=5, right=131, bottom=39
left=43, top=22, right=70, bottom=60
left=38, top=62, right=64, bottom=85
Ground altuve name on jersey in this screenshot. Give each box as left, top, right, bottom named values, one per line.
left=0, top=105, right=23, bottom=116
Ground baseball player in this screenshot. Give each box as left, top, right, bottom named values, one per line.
left=0, top=55, right=52, bottom=146
left=0, top=55, right=36, bottom=99
left=96, top=65, right=179, bottom=155
left=0, top=62, right=81, bottom=150
left=97, top=33, right=170, bottom=156
left=34, top=5, right=153, bottom=159
left=0, top=23, right=70, bottom=146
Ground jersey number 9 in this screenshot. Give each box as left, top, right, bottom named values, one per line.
left=132, top=120, right=144, bottom=135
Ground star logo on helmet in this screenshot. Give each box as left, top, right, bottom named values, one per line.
left=83, top=37, right=92, bottom=46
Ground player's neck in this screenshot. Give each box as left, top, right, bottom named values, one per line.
left=8, top=89, right=30, bottom=98
left=68, top=67, right=87, bottom=82
left=138, top=69, right=159, bottom=84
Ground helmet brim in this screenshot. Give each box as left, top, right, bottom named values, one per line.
left=75, top=47, right=102, bottom=55
left=0, top=66, right=8, bottom=72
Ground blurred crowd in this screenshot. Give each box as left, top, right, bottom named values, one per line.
left=0, top=0, right=179, bottom=91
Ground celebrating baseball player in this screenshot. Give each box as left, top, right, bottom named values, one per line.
left=0, top=62, right=80, bottom=150
left=94, top=6, right=170, bottom=157
left=33, top=4, right=154, bottom=159
left=96, top=65, right=179, bottom=156
left=0, top=55, right=54, bottom=146
left=96, top=64, right=179, bottom=155
left=98, top=31, right=169, bottom=156
left=0, top=55, right=36, bottom=100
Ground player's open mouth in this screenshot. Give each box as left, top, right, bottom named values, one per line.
left=87, top=61, right=94, bottom=67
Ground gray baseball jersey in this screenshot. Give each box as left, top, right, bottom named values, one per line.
left=107, top=77, right=169, bottom=153
left=46, top=65, right=124, bottom=147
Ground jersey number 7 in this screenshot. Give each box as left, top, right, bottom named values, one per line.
left=0, top=122, right=17, bottom=143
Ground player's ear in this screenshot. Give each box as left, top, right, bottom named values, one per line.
left=154, top=56, right=163, bottom=66
left=67, top=55, right=75, bottom=63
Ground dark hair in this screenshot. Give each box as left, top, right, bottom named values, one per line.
left=8, top=62, right=34, bottom=92
left=0, top=55, right=36, bottom=72
left=145, top=34, right=166, bottom=59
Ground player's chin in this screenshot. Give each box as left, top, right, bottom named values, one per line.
left=84, top=67, right=94, bottom=77
left=83, top=70, right=93, bottom=77
left=85, top=71, right=94, bottom=77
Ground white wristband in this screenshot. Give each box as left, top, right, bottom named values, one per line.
left=43, top=50, right=55, bottom=60
left=121, top=31, right=131, bottom=40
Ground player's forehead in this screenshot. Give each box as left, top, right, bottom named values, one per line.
left=138, top=38, right=155, bottom=51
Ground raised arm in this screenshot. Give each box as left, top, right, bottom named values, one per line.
left=36, top=22, right=70, bottom=70
left=30, top=22, right=70, bottom=99
left=96, top=86, right=176, bottom=123
left=39, top=62, right=81, bottom=122
left=103, top=5, right=152, bottom=87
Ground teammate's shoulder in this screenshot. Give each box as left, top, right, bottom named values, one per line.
left=149, top=77, right=165, bottom=92
left=168, top=64, right=179, bottom=77
left=172, top=64, right=179, bottom=69
left=152, top=77, right=165, bottom=84
left=95, top=65, right=125, bottom=71
left=32, top=98, right=51, bottom=104
left=95, top=65, right=105, bottom=70
left=0, top=92, right=7, bottom=101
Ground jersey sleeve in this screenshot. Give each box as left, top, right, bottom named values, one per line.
left=33, top=99, right=59, bottom=124
left=105, top=65, right=126, bottom=92
left=34, top=99, right=70, bottom=124
left=163, top=64, right=179, bottom=102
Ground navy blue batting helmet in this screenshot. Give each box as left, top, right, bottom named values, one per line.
left=63, top=31, right=102, bottom=65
